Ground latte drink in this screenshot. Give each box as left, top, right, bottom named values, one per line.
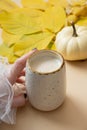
left=29, top=51, right=62, bottom=73
left=26, top=50, right=66, bottom=111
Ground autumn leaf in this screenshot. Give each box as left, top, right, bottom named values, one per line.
left=0, top=0, right=18, bottom=11
left=0, top=43, right=18, bottom=63
left=11, top=8, right=44, bottom=17
left=41, top=5, right=66, bottom=33
left=67, top=0, right=86, bottom=6
left=2, top=30, right=22, bottom=47
left=46, top=40, right=56, bottom=50
left=76, top=17, right=87, bottom=26
left=21, top=0, right=50, bottom=10
left=14, top=31, right=55, bottom=56
left=0, top=0, right=67, bottom=63
left=0, top=10, right=42, bottom=35
left=48, top=0, right=68, bottom=8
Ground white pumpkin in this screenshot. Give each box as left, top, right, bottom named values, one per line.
left=55, top=24, right=87, bottom=60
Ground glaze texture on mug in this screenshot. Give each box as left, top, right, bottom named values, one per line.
left=26, top=50, right=66, bottom=111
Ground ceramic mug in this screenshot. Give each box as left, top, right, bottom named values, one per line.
left=25, top=50, right=66, bottom=111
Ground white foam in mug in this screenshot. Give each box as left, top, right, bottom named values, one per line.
left=26, top=50, right=66, bottom=111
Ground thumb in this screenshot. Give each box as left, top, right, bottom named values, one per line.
left=8, top=49, right=37, bottom=84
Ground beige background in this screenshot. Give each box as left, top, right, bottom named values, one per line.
left=0, top=60, right=87, bottom=130
left=0, top=0, right=87, bottom=129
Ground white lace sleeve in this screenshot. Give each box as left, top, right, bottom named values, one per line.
left=0, top=56, right=16, bottom=124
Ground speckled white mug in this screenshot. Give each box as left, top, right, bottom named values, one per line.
left=25, top=50, right=66, bottom=111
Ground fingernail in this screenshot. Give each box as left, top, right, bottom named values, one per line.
left=24, top=93, right=27, bottom=99
left=32, top=48, right=37, bottom=50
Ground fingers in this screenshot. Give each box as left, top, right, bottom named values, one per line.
left=13, top=83, right=26, bottom=96
left=12, top=84, right=28, bottom=107
left=8, top=49, right=37, bottom=84
left=16, top=78, right=25, bottom=84
left=19, top=69, right=25, bottom=77
left=12, top=94, right=28, bottom=108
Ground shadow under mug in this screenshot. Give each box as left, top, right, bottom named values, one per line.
left=25, top=50, right=66, bottom=111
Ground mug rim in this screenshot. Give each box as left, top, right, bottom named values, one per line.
left=27, top=49, right=65, bottom=75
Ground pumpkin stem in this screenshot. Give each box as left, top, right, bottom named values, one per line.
left=71, top=22, right=78, bottom=37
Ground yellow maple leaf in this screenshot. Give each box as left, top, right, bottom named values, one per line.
left=67, top=0, right=86, bottom=6
left=51, top=43, right=56, bottom=50
left=0, top=43, right=18, bottom=63
left=0, top=10, right=42, bottom=35
left=2, top=30, right=22, bottom=47
left=14, top=31, right=55, bottom=56
left=76, top=17, right=87, bottom=26
left=11, top=8, right=44, bottom=17
left=46, top=40, right=56, bottom=50
left=40, top=5, right=66, bottom=33
left=0, top=0, right=67, bottom=63
left=22, top=0, right=50, bottom=10
left=48, top=0, right=68, bottom=8
left=0, top=0, right=18, bottom=11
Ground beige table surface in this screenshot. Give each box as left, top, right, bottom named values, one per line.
left=0, top=60, right=87, bottom=130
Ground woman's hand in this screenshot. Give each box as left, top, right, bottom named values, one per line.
left=7, top=49, right=37, bottom=108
